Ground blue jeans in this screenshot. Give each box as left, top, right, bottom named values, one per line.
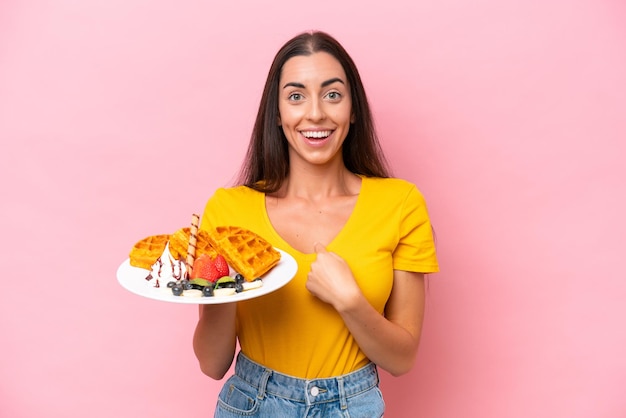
left=214, top=352, right=385, bottom=417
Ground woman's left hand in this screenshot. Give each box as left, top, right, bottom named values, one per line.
left=308, top=243, right=426, bottom=376
left=306, top=242, right=362, bottom=310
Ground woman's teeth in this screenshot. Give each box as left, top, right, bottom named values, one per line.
left=301, top=131, right=331, bottom=139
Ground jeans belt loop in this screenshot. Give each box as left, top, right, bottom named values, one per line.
left=337, top=376, right=347, bottom=410
left=257, top=368, right=272, bottom=400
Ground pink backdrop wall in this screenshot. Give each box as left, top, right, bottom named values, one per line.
left=1, top=0, right=625, bottom=417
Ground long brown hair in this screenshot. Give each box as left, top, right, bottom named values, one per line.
left=236, top=31, right=391, bottom=192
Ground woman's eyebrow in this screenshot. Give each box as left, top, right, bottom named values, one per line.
left=283, top=82, right=305, bottom=89
left=321, top=77, right=345, bottom=87
left=282, top=77, right=346, bottom=89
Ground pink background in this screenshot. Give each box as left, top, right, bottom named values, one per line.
left=1, top=0, right=625, bottom=417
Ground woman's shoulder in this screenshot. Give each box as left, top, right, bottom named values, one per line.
left=211, top=184, right=261, bottom=200
left=202, top=185, right=264, bottom=227
left=204, top=185, right=262, bottom=213
left=360, top=177, right=429, bottom=212
left=362, top=176, right=423, bottom=196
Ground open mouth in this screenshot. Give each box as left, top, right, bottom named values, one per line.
left=300, top=130, right=332, bottom=140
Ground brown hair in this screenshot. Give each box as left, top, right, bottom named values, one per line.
left=236, top=31, right=391, bottom=192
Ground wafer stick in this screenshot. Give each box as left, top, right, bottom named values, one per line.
left=186, top=214, right=200, bottom=276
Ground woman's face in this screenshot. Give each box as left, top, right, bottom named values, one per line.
left=278, top=52, right=353, bottom=168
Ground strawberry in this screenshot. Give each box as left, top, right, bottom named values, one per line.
left=213, top=254, right=230, bottom=277
left=192, top=254, right=221, bottom=283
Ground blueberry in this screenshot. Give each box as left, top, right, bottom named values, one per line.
left=235, top=274, right=244, bottom=284
left=202, top=286, right=214, bottom=297
left=235, top=283, right=244, bottom=293
left=220, top=282, right=236, bottom=289
left=183, top=282, right=194, bottom=290
left=171, top=285, right=183, bottom=296
left=167, top=281, right=177, bottom=288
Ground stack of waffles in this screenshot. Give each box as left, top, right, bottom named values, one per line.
left=129, top=224, right=281, bottom=281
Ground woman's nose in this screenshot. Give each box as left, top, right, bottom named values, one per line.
left=306, top=98, right=326, bottom=121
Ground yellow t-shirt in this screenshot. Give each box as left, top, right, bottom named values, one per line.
left=200, top=176, right=439, bottom=378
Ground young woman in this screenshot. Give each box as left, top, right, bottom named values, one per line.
left=193, top=31, right=439, bottom=417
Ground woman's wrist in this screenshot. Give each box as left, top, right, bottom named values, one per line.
left=334, top=286, right=366, bottom=315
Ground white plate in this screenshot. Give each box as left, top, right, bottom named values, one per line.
left=117, top=249, right=297, bottom=304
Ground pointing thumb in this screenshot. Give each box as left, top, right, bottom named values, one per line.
left=313, top=242, right=326, bottom=254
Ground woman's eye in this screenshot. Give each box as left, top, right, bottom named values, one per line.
left=288, top=93, right=303, bottom=101
left=326, top=91, right=341, bottom=100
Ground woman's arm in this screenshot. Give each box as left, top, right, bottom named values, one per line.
left=340, top=270, right=425, bottom=376
left=307, top=244, right=426, bottom=376
left=192, top=303, right=238, bottom=379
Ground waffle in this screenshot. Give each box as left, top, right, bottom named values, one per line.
left=168, top=227, right=218, bottom=262
left=208, top=226, right=281, bottom=281
left=129, top=234, right=170, bottom=269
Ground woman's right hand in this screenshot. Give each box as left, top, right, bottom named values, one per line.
left=193, top=303, right=238, bottom=379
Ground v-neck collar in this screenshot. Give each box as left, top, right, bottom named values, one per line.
left=260, top=176, right=367, bottom=259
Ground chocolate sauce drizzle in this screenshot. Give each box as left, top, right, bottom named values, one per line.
left=144, top=257, right=187, bottom=288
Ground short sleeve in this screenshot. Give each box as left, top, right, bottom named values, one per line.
left=392, top=185, right=439, bottom=273
left=199, top=188, right=227, bottom=232
left=199, top=186, right=265, bottom=234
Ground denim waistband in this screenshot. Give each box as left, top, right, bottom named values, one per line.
left=234, top=352, right=379, bottom=405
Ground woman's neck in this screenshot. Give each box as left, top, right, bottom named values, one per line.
left=275, top=161, right=360, bottom=200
